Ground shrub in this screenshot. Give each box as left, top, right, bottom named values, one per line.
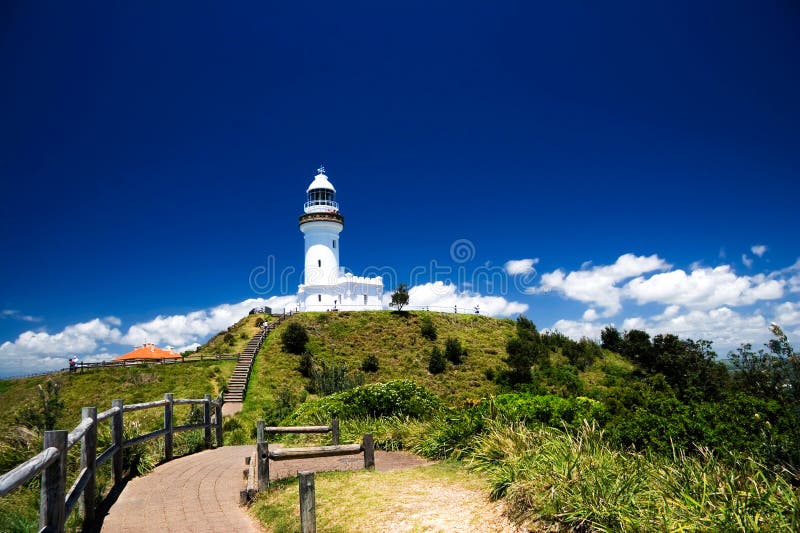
left=281, top=322, right=309, bottom=354
left=224, top=332, right=235, bottom=346
left=361, top=354, right=379, bottom=373
left=289, top=380, right=442, bottom=423
left=428, top=346, right=446, bottom=374
left=493, top=393, right=607, bottom=428
left=444, top=337, right=464, bottom=365
left=255, top=317, right=265, bottom=327
left=14, top=379, right=64, bottom=431
left=420, top=315, right=437, bottom=341
left=298, top=352, right=315, bottom=378
left=310, top=361, right=364, bottom=396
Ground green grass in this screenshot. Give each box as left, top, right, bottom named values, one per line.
left=192, top=313, right=273, bottom=357
left=233, top=311, right=517, bottom=436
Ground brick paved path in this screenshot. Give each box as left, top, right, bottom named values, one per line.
left=100, top=445, right=430, bottom=532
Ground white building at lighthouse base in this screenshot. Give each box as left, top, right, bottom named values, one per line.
left=298, top=273, right=384, bottom=312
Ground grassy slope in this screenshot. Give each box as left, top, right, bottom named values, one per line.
left=192, top=313, right=274, bottom=357
left=235, top=311, right=518, bottom=429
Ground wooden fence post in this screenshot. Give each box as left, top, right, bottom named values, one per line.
left=203, top=394, right=212, bottom=449
left=331, top=418, right=339, bottom=446
left=164, top=393, right=174, bottom=461
left=40, top=430, right=67, bottom=532
left=215, top=397, right=223, bottom=447
left=80, top=407, right=97, bottom=526
left=362, top=433, right=375, bottom=469
left=299, top=471, right=316, bottom=533
left=111, top=399, right=124, bottom=484
left=257, top=420, right=269, bottom=491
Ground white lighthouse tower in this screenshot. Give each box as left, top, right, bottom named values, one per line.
left=297, top=167, right=384, bottom=311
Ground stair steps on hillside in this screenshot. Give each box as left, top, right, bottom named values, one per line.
left=223, top=316, right=285, bottom=404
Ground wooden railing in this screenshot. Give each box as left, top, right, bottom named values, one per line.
left=71, top=354, right=238, bottom=373
left=250, top=419, right=373, bottom=494
left=0, top=393, right=223, bottom=532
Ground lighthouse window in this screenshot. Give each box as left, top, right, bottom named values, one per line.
left=318, top=295, right=321, bottom=302
left=318, top=259, right=321, bottom=267
left=332, top=240, right=336, bottom=248
left=364, top=295, right=368, bottom=305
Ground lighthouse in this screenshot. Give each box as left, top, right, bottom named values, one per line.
left=297, top=167, right=384, bottom=311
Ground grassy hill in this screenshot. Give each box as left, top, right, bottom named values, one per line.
left=231, top=310, right=635, bottom=436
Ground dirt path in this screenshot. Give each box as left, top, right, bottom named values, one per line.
left=98, top=445, right=430, bottom=532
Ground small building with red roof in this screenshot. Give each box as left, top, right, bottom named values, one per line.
left=114, top=342, right=181, bottom=361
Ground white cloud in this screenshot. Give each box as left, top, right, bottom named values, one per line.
left=552, top=307, right=772, bottom=354
left=1, top=309, right=42, bottom=323
left=582, top=308, right=599, bottom=321
left=121, top=295, right=297, bottom=346
left=751, top=245, right=767, bottom=257
left=625, top=265, right=784, bottom=309
left=0, top=296, right=299, bottom=377
left=742, top=254, right=753, bottom=268
left=528, top=253, right=670, bottom=316
left=388, top=281, right=528, bottom=317
left=504, top=258, right=539, bottom=275
left=774, top=302, right=800, bottom=327
left=0, top=318, right=123, bottom=376
left=548, top=319, right=605, bottom=340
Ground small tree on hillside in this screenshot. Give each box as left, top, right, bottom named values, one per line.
left=390, top=283, right=409, bottom=311
left=420, top=314, right=437, bottom=340
left=281, top=322, right=309, bottom=354
left=444, top=337, right=464, bottom=365
left=428, top=345, right=446, bottom=374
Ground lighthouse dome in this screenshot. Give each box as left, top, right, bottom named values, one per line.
left=306, top=169, right=336, bottom=193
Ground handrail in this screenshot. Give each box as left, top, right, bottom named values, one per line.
left=0, top=392, right=224, bottom=532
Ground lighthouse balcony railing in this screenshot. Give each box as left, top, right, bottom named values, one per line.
left=304, top=200, right=339, bottom=213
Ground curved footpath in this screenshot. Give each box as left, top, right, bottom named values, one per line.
left=99, top=445, right=430, bottom=533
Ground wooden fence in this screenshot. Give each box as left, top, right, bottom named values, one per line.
left=248, top=419, right=373, bottom=495
left=0, top=393, right=223, bottom=532
left=71, top=354, right=238, bottom=373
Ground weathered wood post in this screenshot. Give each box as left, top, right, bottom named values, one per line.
left=299, top=471, right=316, bottom=533
left=80, top=407, right=97, bottom=525
left=215, top=396, right=223, bottom=447
left=257, top=420, right=269, bottom=490
left=203, top=394, right=212, bottom=449
left=40, top=430, right=67, bottom=532
left=111, top=399, right=124, bottom=484
left=331, top=418, right=339, bottom=446
left=362, top=433, right=375, bottom=469
left=164, top=393, right=174, bottom=461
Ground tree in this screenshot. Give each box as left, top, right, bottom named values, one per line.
left=281, top=322, right=309, bottom=354
left=390, top=283, right=409, bottom=311
left=444, top=337, right=464, bottom=364
left=428, top=346, right=446, bottom=374
left=361, top=354, right=379, bottom=373
left=420, top=315, right=437, bottom=340
left=601, top=326, right=623, bottom=353
left=503, top=316, right=548, bottom=384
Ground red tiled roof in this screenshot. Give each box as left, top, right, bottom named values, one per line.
left=114, top=343, right=181, bottom=361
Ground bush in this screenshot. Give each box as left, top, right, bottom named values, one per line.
left=361, top=354, right=379, bottom=373
left=493, top=393, right=607, bottom=428
left=428, top=346, right=446, bottom=374
left=420, top=315, right=437, bottom=341
left=444, top=337, right=464, bottom=365
left=224, top=332, right=235, bottom=346
left=309, top=361, right=364, bottom=396
left=255, top=317, right=265, bottom=327
left=289, top=380, right=443, bottom=423
left=298, top=352, right=315, bottom=378
left=281, top=322, right=309, bottom=354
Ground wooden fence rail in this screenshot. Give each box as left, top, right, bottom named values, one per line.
left=71, top=354, right=238, bottom=373
left=0, top=392, right=224, bottom=532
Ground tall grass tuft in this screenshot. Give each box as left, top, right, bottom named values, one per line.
left=468, top=421, right=800, bottom=531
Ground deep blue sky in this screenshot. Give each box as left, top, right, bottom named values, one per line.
left=1, top=1, right=798, bottom=375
